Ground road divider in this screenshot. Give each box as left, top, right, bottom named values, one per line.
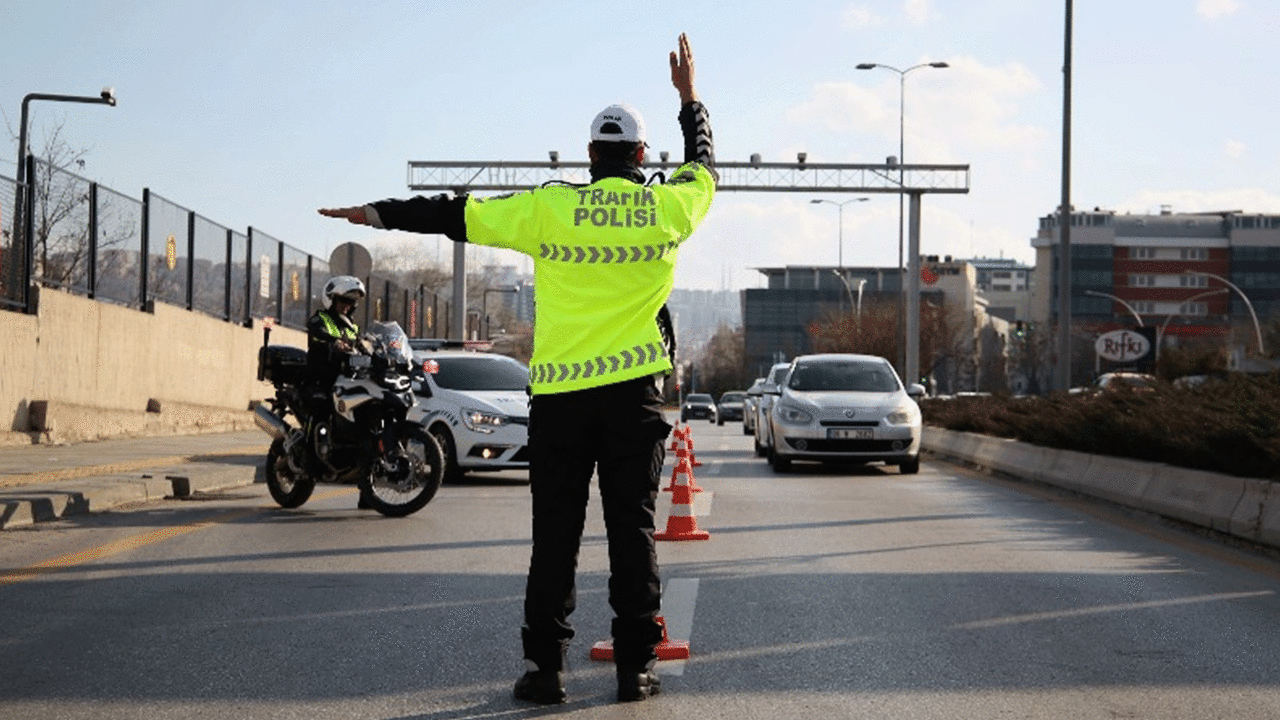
left=922, top=426, right=1280, bottom=550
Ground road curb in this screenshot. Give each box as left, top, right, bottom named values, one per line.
left=922, top=426, right=1279, bottom=550
left=0, top=462, right=262, bottom=531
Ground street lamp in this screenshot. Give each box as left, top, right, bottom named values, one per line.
left=831, top=271, right=867, bottom=325
left=14, top=88, right=117, bottom=307
left=482, top=284, right=521, bottom=339
left=1156, top=288, right=1229, bottom=363
left=1185, top=270, right=1265, bottom=355
left=856, top=61, right=949, bottom=379
left=810, top=197, right=868, bottom=269
left=1084, top=290, right=1144, bottom=327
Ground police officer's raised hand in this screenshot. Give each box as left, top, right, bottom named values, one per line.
left=670, top=33, right=698, bottom=104
left=318, top=206, right=369, bottom=225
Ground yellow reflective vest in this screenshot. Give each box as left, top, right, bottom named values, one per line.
left=465, top=163, right=715, bottom=395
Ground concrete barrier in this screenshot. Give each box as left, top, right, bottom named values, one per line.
left=1141, top=466, right=1246, bottom=533
left=921, top=426, right=1279, bottom=551
left=1, top=289, right=305, bottom=445
left=1229, top=479, right=1272, bottom=542
left=1077, top=455, right=1160, bottom=508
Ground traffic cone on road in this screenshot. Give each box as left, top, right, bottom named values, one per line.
left=663, top=442, right=703, bottom=493
left=590, top=616, right=691, bottom=662
left=655, top=458, right=710, bottom=541
left=683, top=425, right=703, bottom=467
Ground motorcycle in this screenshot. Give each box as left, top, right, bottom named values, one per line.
left=253, top=319, right=443, bottom=516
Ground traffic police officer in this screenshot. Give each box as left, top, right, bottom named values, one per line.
left=306, top=275, right=373, bottom=508
left=319, top=33, right=715, bottom=704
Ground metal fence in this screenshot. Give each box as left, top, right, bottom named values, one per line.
left=2, top=157, right=452, bottom=337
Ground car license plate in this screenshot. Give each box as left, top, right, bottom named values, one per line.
left=828, top=428, right=873, bottom=440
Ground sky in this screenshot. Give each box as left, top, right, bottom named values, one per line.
left=3, top=0, right=1278, bottom=292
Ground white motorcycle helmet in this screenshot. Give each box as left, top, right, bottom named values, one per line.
left=324, top=275, right=366, bottom=309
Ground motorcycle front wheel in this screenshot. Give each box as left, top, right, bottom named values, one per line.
left=362, top=425, right=444, bottom=517
left=265, top=437, right=317, bottom=508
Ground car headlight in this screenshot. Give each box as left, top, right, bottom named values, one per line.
left=886, top=404, right=920, bottom=426
left=775, top=403, right=813, bottom=425
left=462, top=407, right=509, bottom=433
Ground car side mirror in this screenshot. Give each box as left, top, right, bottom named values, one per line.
left=906, top=383, right=927, bottom=399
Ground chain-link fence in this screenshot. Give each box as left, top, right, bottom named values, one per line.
left=4, top=157, right=452, bottom=335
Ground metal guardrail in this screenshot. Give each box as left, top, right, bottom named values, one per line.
left=1, top=161, right=452, bottom=337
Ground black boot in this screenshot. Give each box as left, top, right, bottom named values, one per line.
left=616, top=667, right=661, bottom=702
left=513, top=666, right=566, bottom=705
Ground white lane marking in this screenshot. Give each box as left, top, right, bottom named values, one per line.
left=656, top=578, right=699, bottom=676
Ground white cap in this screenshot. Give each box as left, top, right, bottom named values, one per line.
left=591, top=102, right=646, bottom=144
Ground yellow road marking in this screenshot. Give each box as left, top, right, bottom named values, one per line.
left=0, top=487, right=352, bottom=586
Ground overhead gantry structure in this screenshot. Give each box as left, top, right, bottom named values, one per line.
left=406, top=157, right=970, bottom=383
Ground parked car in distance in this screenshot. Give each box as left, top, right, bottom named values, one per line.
left=680, top=393, right=717, bottom=423
left=410, top=339, right=530, bottom=484
left=753, top=362, right=793, bottom=458
left=765, top=353, right=926, bottom=474
left=1070, top=371, right=1158, bottom=394
left=716, top=391, right=747, bottom=427
left=743, top=377, right=766, bottom=435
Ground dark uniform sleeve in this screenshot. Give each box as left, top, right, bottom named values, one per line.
left=678, top=101, right=716, bottom=179
left=369, top=193, right=469, bottom=242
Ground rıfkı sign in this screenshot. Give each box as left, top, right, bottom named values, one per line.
left=1095, top=329, right=1151, bottom=362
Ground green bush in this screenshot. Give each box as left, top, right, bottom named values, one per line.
left=920, top=374, right=1280, bottom=480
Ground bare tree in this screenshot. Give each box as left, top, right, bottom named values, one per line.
left=693, top=322, right=750, bottom=398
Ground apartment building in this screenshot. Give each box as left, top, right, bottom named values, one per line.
left=1029, top=208, right=1280, bottom=356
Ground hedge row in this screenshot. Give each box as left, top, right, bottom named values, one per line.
left=919, top=375, right=1280, bottom=480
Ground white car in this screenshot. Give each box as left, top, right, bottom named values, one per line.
left=411, top=340, right=530, bottom=483
left=766, top=353, right=926, bottom=474
left=753, top=362, right=793, bottom=458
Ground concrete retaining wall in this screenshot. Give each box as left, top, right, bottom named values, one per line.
left=0, top=289, right=307, bottom=445
left=922, top=426, right=1280, bottom=550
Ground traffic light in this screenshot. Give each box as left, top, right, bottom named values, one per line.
left=1014, top=320, right=1025, bottom=338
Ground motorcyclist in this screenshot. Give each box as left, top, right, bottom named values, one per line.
left=306, top=275, right=372, bottom=507
left=307, top=275, right=365, bottom=386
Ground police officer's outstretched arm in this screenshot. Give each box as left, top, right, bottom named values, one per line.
left=670, top=34, right=715, bottom=176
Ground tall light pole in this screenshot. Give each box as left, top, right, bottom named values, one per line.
left=482, top=285, right=521, bottom=339
left=1157, top=288, right=1229, bottom=362
left=1084, top=290, right=1144, bottom=327
left=14, top=88, right=117, bottom=309
left=810, top=197, right=868, bottom=269
left=1186, top=270, right=1265, bottom=355
left=856, top=61, right=949, bottom=380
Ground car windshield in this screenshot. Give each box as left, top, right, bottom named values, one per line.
left=787, top=361, right=899, bottom=393
left=426, top=355, right=530, bottom=391
left=686, top=394, right=713, bottom=404
left=720, top=393, right=745, bottom=403
left=769, top=367, right=789, bottom=384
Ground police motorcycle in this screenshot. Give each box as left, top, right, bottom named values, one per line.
left=254, top=319, right=444, bottom=516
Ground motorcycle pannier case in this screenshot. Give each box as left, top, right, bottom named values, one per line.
left=258, top=345, right=308, bottom=385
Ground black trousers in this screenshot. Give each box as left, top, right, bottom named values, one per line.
left=522, top=376, right=671, bottom=671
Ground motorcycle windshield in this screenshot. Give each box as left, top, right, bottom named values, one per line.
left=367, top=321, right=414, bottom=366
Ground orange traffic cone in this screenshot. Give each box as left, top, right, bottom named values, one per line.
left=590, top=616, right=691, bottom=662
left=663, top=440, right=703, bottom=493
left=655, top=458, right=709, bottom=541
left=684, top=425, right=703, bottom=467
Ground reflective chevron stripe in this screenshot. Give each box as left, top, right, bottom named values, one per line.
left=538, top=242, right=675, bottom=263
left=530, top=342, right=666, bottom=387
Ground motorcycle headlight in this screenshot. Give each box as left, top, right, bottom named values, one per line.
left=886, top=404, right=920, bottom=426
left=462, top=407, right=509, bottom=434
left=776, top=403, right=813, bottom=426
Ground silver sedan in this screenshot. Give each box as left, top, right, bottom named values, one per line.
left=766, top=353, right=925, bottom=474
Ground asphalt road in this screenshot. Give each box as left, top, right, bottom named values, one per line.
left=3, top=419, right=1280, bottom=719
